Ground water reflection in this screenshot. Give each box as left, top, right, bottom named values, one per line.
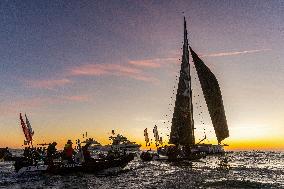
left=0, top=151, right=284, bottom=188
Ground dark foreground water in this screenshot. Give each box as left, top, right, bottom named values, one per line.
left=0, top=151, right=283, bottom=189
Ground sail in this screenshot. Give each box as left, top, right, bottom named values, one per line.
left=169, top=17, right=195, bottom=146
left=189, top=48, right=229, bottom=143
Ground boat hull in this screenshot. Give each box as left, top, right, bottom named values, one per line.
left=140, top=148, right=206, bottom=162
left=193, top=144, right=225, bottom=154
left=15, top=153, right=134, bottom=175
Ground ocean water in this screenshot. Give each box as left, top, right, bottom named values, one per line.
left=0, top=151, right=283, bottom=189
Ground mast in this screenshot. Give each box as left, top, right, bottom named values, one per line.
left=186, top=17, right=195, bottom=145
left=169, top=17, right=195, bottom=146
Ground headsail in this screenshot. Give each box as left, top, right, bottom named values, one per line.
left=189, top=48, right=229, bottom=143
left=169, top=17, right=195, bottom=146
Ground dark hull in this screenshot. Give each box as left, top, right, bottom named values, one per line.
left=167, top=153, right=206, bottom=162
left=15, top=154, right=134, bottom=175
left=140, top=151, right=154, bottom=161
left=193, top=144, right=225, bottom=155
left=0, top=148, right=13, bottom=161
left=5, top=156, right=25, bottom=162
left=49, top=154, right=134, bottom=174
left=140, top=150, right=206, bottom=162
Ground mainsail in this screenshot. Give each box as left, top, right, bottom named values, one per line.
left=169, top=17, right=195, bottom=146
left=189, top=48, right=229, bottom=143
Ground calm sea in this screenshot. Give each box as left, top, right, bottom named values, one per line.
left=0, top=151, right=283, bottom=188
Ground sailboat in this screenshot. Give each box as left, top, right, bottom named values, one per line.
left=155, top=17, right=229, bottom=160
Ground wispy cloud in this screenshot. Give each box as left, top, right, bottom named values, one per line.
left=0, top=98, right=54, bottom=116
left=201, top=49, right=272, bottom=57
left=62, top=95, right=90, bottom=102
left=69, top=63, right=159, bottom=83
left=0, top=94, right=92, bottom=116
left=133, top=116, right=168, bottom=123
left=128, top=58, right=178, bottom=68
left=128, top=60, right=161, bottom=68
left=26, top=79, right=71, bottom=89
left=70, top=64, right=140, bottom=76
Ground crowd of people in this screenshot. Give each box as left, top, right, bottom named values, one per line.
left=20, top=139, right=124, bottom=166
left=22, top=140, right=84, bottom=165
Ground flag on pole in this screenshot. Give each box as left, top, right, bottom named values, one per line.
left=153, top=125, right=159, bottom=147
left=144, top=128, right=149, bottom=145
left=20, top=113, right=31, bottom=143
left=25, top=114, right=34, bottom=141
left=159, top=137, right=163, bottom=145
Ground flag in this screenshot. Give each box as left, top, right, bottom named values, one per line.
left=20, top=113, right=31, bottom=143
left=144, top=128, right=149, bottom=145
left=159, top=137, right=163, bottom=145
left=153, top=125, right=159, bottom=142
left=25, top=114, right=34, bottom=141
left=153, top=125, right=160, bottom=147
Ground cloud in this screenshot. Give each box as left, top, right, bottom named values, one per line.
left=128, top=57, right=178, bottom=68
left=70, top=64, right=140, bottom=76
left=201, top=49, right=272, bottom=57
left=0, top=98, right=54, bottom=116
left=134, top=116, right=168, bottom=123
left=69, top=63, right=159, bottom=83
left=62, top=95, right=90, bottom=102
left=26, top=79, right=71, bottom=89
left=128, top=60, right=161, bottom=68
left=0, top=94, right=92, bottom=116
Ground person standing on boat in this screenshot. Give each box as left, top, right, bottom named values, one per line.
left=63, top=140, right=74, bottom=163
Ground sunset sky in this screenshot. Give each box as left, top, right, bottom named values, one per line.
left=0, top=0, right=283, bottom=150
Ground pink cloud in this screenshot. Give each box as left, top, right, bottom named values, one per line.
left=70, top=64, right=141, bottom=76
left=128, top=60, right=161, bottom=68
left=108, top=64, right=141, bottom=75
left=128, top=57, right=178, bottom=68
left=62, top=95, right=90, bottom=102
left=0, top=94, right=92, bottom=116
left=201, top=49, right=272, bottom=57
left=0, top=97, right=55, bottom=116
left=69, top=63, right=158, bottom=83
left=130, top=74, right=159, bottom=84
left=26, top=79, right=71, bottom=89
left=70, top=64, right=108, bottom=76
